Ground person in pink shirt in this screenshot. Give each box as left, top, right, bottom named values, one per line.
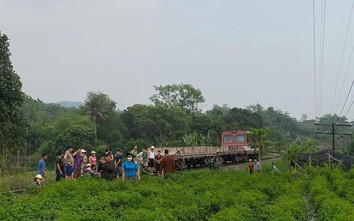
left=89, top=151, right=97, bottom=169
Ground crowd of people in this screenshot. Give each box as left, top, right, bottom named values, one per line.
left=35, top=145, right=176, bottom=186
left=35, top=145, right=279, bottom=187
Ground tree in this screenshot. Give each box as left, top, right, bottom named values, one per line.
left=0, top=31, right=27, bottom=166
left=300, top=114, right=308, bottom=122
left=250, top=128, right=270, bottom=164
left=136, top=106, right=190, bottom=146
left=55, top=125, right=95, bottom=149
left=150, top=83, right=205, bottom=113
left=318, top=114, right=347, bottom=124
left=82, top=91, right=116, bottom=142
left=220, top=107, right=263, bottom=131
left=122, top=104, right=191, bottom=146
left=246, top=103, right=265, bottom=114
left=121, top=104, right=150, bottom=140
left=183, top=131, right=216, bottom=146
left=96, top=110, right=125, bottom=146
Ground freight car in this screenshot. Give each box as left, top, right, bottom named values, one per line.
left=155, top=130, right=259, bottom=170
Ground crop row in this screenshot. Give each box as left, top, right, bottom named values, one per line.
left=309, top=168, right=354, bottom=221
left=0, top=169, right=311, bottom=221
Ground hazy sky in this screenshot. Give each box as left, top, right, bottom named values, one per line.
left=1, top=1, right=354, bottom=120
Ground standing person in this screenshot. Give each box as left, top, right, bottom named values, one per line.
left=114, top=149, right=124, bottom=178
left=248, top=159, right=254, bottom=174
left=73, top=149, right=83, bottom=179
left=89, top=151, right=97, bottom=168
left=55, top=151, right=65, bottom=182
left=254, top=159, right=261, bottom=172
left=36, top=153, right=48, bottom=178
left=81, top=149, right=88, bottom=173
left=155, top=150, right=163, bottom=175
left=207, top=156, right=216, bottom=170
left=122, top=153, right=140, bottom=183
left=160, top=149, right=175, bottom=175
left=148, top=146, right=155, bottom=173
left=272, top=162, right=278, bottom=172
left=131, top=145, right=138, bottom=159
left=64, top=147, right=74, bottom=179
left=137, top=147, right=148, bottom=174
left=100, top=153, right=116, bottom=181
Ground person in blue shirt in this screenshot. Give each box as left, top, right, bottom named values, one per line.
left=37, top=153, right=48, bottom=178
left=254, top=159, right=261, bottom=172
left=114, top=149, right=124, bottom=178
left=122, top=152, right=140, bottom=183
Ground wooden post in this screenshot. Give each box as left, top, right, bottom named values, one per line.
left=2, top=146, right=5, bottom=167
left=16, top=150, right=20, bottom=167
left=309, top=156, right=312, bottom=167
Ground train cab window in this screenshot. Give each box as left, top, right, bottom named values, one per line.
left=235, top=135, right=245, bottom=142
left=223, top=135, right=233, bottom=143
left=247, top=135, right=255, bottom=142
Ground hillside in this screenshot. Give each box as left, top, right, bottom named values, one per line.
left=56, top=101, right=82, bottom=108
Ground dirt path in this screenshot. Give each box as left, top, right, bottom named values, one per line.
left=305, top=194, right=316, bottom=221
left=221, top=156, right=281, bottom=171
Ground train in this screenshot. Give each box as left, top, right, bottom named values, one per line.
left=154, top=130, right=259, bottom=170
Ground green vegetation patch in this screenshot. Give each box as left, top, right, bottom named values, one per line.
left=0, top=169, right=310, bottom=221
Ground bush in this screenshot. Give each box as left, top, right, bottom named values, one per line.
left=1, top=167, right=353, bottom=220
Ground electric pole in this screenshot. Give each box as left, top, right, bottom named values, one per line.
left=315, top=122, right=352, bottom=158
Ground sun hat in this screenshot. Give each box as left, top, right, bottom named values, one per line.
left=35, top=174, right=43, bottom=180
left=151, top=146, right=154, bottom=149
left=81, top=149, right=87, bottom=153
left=91, top=151, right=96, bottom=154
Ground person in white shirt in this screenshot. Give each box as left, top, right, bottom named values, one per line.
left=272, top=162, right=278, bottom=172
left=148, top=146, right=155, bottom=173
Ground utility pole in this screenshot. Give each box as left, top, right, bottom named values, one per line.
left=315, top=122, right=352, bottom=158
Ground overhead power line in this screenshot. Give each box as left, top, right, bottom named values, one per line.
left=337, top=80, right=354, bottom=120
left=344, top=95, right=354, bottom=118
left=318, top=0, right=327, bottom=117
left=313, top=0, right=318, bottom=119
left=331, top=0, right=354, bottom=115
left=335, top=46, right=354, bottom=115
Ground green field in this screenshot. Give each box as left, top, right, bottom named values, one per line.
left=0, top=166, right=353, bottom=221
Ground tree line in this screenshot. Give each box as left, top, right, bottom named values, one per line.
left=1, top=31, right=353, bottom=168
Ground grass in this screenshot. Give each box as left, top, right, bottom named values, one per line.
left=0, top=167, right=56, bottom=192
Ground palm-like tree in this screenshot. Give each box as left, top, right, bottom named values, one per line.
left=83, top=92, right=114, bottom=142
left=250, top=128, right=270, bottom=164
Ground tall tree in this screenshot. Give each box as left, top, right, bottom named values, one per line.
left=150, top=83, right=205, bottom=113
left=250, top=128, right=270, bottom=164
left=0, top=31, right=27, bottom=166
left=122, top=104, right=190, bottom=146
left=136, top=106, right=190, bottom=146
left=55, top=125, right=95, bottom=149
left=82, top=91, right=116, bottom=142
left=220, top=107, right=263, bottom=131
left=121, top=104, right=149, bottom=140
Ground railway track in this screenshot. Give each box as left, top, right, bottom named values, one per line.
left=221, top=155, right=281, bottom=171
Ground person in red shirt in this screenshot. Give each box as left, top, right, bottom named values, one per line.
left=155, top=150, right=163, bottom=175
left=248, top=159, right=254, bottom=174
left=160, top=149, right=175, bottom=175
